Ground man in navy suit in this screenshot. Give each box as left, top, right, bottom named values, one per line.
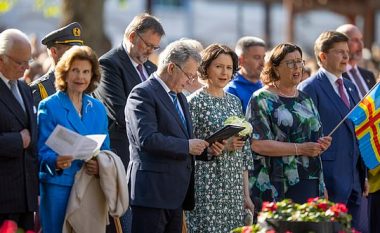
left=337, top=24, right=376, bottom=99
left=299, top=31, right=367, bottom=229
left=0, top=29, right=39, bottom=231
left=93, top=14, right=164, bottom=233
left=125, top=41, right=216, bottom=233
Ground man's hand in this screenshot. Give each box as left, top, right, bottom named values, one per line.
left=189, top=139, right=209, bottom=156
left=20, top=129, right=31, bottom=149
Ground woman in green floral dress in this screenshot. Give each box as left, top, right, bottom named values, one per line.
left=186, top=44, right=254, bottom=232
left=246, top=43, right=332, bottom=207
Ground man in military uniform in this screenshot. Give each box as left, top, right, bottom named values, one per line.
left=30, top=22, right=83, bottom=107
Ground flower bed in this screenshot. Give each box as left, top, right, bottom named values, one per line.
left=231, top=198, right=360, bottom=233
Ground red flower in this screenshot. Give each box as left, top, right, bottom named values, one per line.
left=242, top=226, right=252, bottom=233
left=307, top=197, right=319, bottom=203
left=262, top=202, right=277, bottom=212
left=317, top=202, right=329, bottom=211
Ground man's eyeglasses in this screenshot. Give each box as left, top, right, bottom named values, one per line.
left=174, top=63, right=197, bottom=83
left=4, top=54, right=33, bottom=67
left=136, top=33, right=160, bottom=51
left=282, top=59, right=305, bottom=69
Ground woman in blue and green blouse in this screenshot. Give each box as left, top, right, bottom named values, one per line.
left=246, top=43, right=332, bottom=206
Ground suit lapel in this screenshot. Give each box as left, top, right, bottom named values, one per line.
left=150, top=79, right=189, bottom=137
left=0, top=79, right=27, bottom=127
left=117, top=45, right=142, bottom=85
left=317, top=71, right=355, bottom=135
left=58, top=92, right=88, bottom=134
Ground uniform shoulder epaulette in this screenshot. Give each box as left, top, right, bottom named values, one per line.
left=30, top=75, right=50, bottom=87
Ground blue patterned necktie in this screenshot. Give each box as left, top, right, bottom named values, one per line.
left=169, top=91, right=187, bottom=130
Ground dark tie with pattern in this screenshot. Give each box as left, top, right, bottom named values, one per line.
left=336, top=79, right=350, bottom=108
left=136, top=64, right=147, bottom=81
left=9, top=80, right=25, bottom=112
left=169, top=91, right=187, bottom=130
left=349, top=68, right=366, bottom=97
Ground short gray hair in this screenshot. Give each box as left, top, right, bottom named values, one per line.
left=157, top=40, right=201, bottom=73
left=0, top=29, right=30, bottom=55
left=235, top=36, right=266, bottom=57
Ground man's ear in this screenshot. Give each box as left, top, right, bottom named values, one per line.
left=318, top=52, right=326, bottom=62
left=128, top=31, right=136, bottom=43
left=238, top=55, right=244, bottom=66
left=167, top=63, right=175, bottom=75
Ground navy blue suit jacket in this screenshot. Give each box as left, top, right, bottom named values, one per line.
left=93, top=44, right=157, bottom=168
left=125, top=76, right=195, bottom=210
left=298, top=69, right=366, bottom=204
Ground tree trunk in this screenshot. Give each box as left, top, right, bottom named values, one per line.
left=61, top=0, right=111, bottom=57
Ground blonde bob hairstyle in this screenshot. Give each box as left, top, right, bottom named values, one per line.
left=54, top=45, right=100, bottom=93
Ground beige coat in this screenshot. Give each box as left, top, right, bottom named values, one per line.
left=63, top=150, right=129, bottom=233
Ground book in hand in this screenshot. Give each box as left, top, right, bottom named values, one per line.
left=45, top=125, right=106, bottom=161
left=205, top=125, right=245, bottom=144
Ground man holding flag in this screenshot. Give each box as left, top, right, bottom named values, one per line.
left=299, top=31, right=367, bottom=229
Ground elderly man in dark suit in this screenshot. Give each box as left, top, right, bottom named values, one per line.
left=30, top=22, right=84, bottom=107
left=93, top=13, right=165, bottom=169
left=125, top=40, right=224, bottom=233
left=336, top=24, right=377, bottom=98
left=299, top=31, right=367, bottom=229
left=0, top=29, right=39, bottom=232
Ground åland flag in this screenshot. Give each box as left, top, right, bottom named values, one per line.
left=348, top=83, right=380, bottom=169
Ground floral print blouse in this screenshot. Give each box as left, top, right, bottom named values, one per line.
left=246, top=88, right=325, bottom=201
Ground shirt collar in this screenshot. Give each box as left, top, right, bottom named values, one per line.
left=0, top=72, right=11, bottom=89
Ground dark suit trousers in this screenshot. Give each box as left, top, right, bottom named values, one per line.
left=131, top=206, right=182, bottom=233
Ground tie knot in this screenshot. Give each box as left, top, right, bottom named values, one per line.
left=136, top=64, right=143, bottom=72
left=169, top=91, right=177, bottom=101
left=8, top=80, right=16, bottom=87
left=336, top=78, right=343, bottom=86
left=349, top=68, right=357, bottom=75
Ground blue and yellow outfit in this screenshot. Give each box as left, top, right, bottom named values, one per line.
left=37, top=91, right=110, bottom=233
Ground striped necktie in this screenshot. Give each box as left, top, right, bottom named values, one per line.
left=169, top=91, right=187, bottom=129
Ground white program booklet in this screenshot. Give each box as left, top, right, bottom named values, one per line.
left=45, top=125, right=106, bottom=161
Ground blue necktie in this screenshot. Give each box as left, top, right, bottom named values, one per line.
left=169, top=92, right=187, bottom=130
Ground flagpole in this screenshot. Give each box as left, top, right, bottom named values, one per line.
left=327, top=81, right=380, bottom=137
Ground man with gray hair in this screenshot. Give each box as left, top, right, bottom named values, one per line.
left=0, top=29, right=38, bottom=231
left=336, top=24, right=376, bottom=99
left=225, top=36, right=266, bottom=113
left=125, top=41, right=215, bottom=233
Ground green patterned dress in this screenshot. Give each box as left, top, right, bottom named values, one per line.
left=246, top=88, right=325, bottom=204
left=186, top=88, right=253, bottom=233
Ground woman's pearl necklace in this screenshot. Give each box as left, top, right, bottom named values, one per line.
left=274, top=83, right=298, bottom=98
